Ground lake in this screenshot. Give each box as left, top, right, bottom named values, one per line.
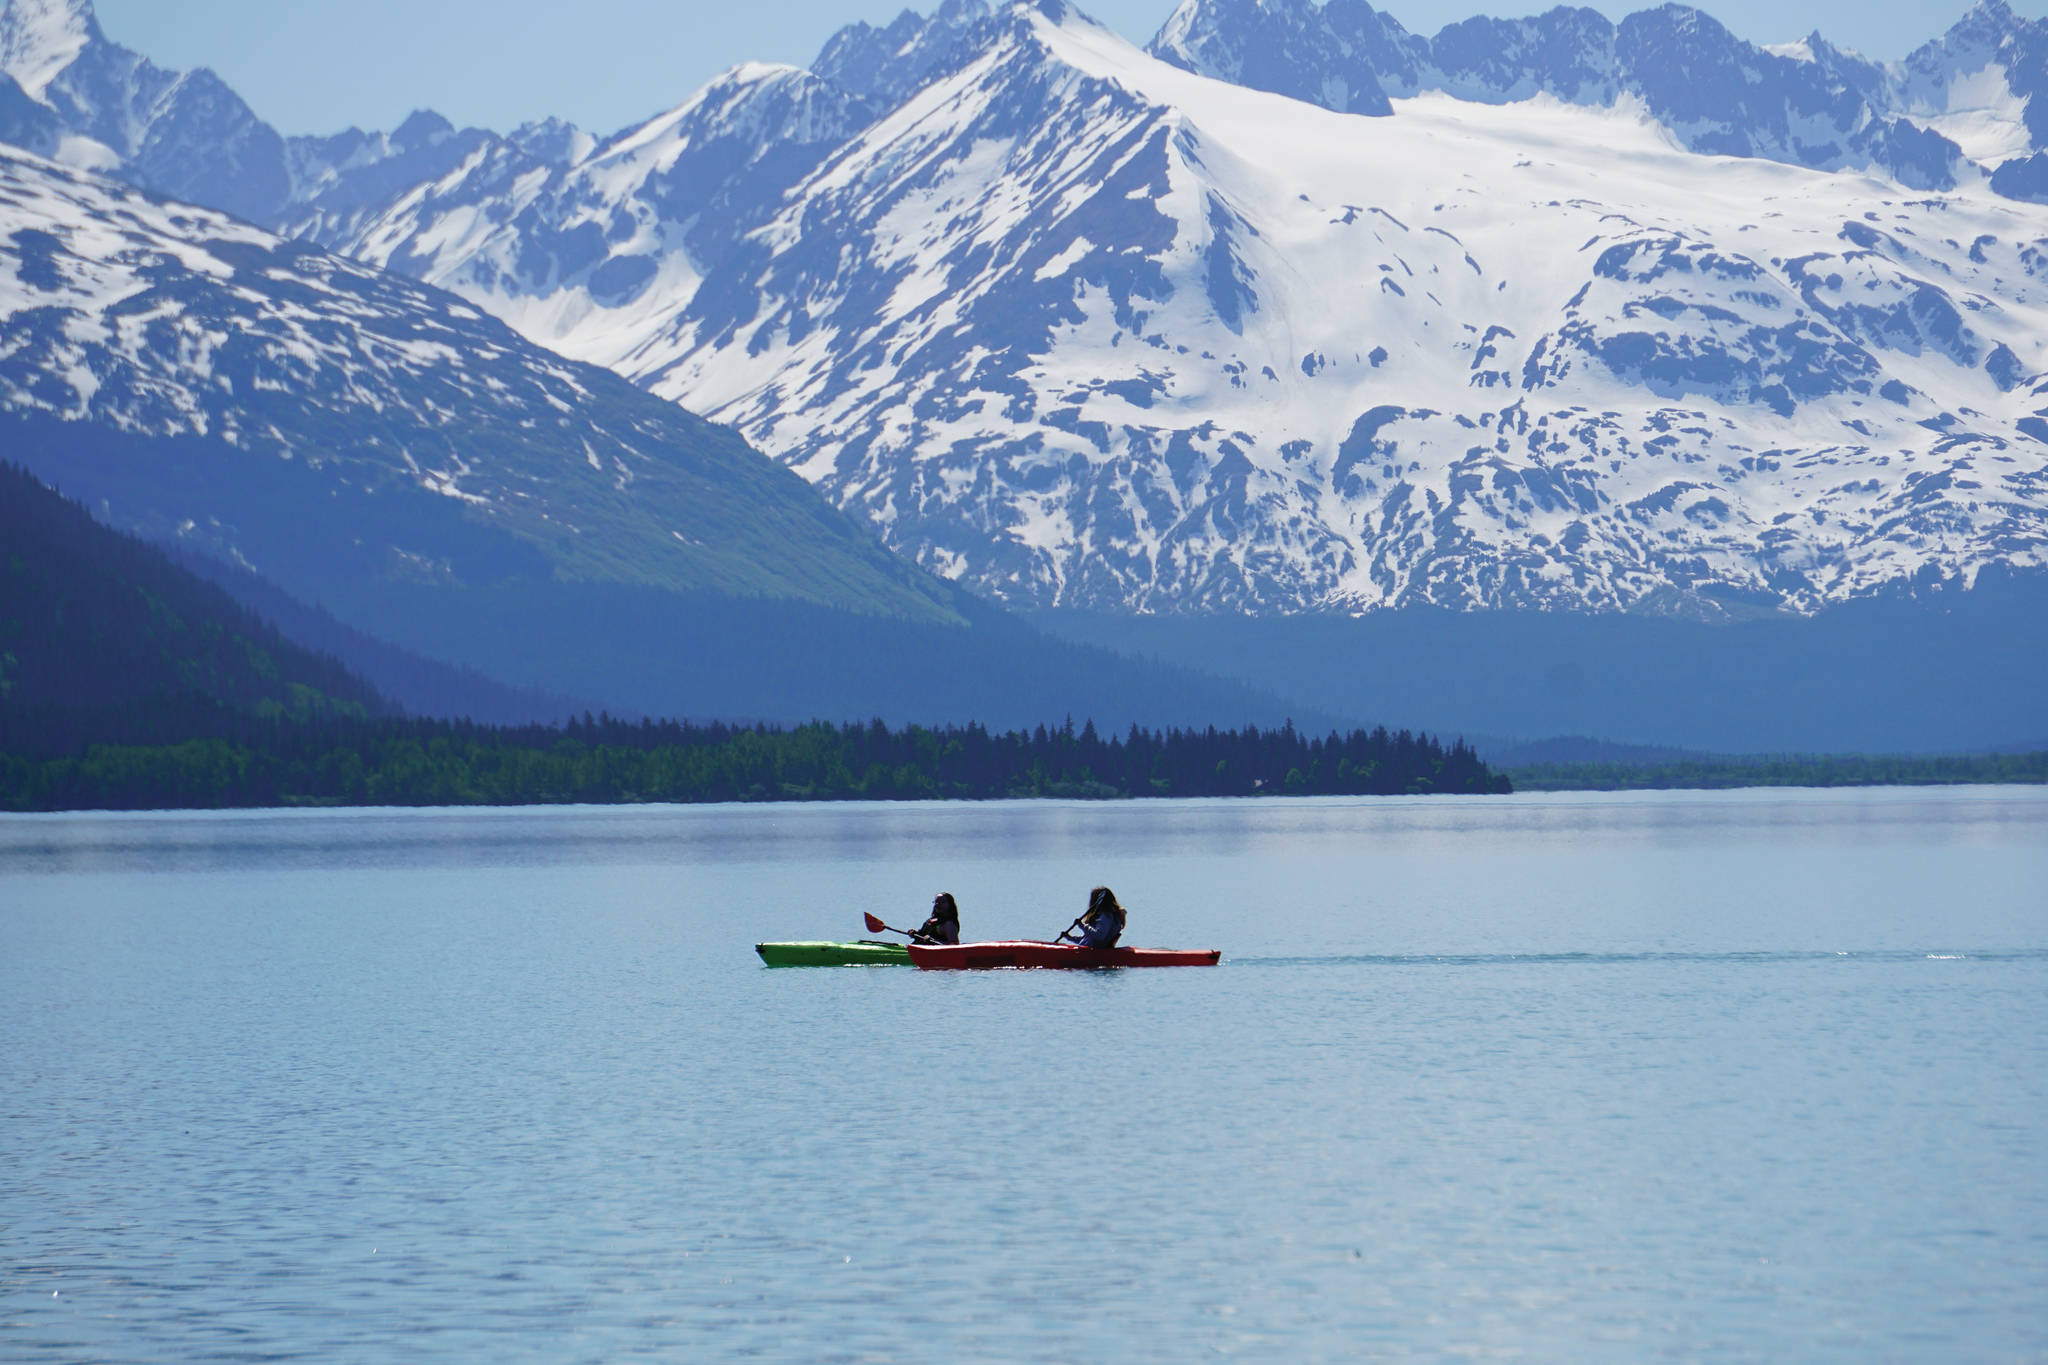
left=3, top=788, right=2045, bottom=1361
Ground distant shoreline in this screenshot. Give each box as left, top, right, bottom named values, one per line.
left=8, top=709, right=2041, bottom=813
left=1510, top=752, right=2048, bottom=792
left=3, top=767, right=2043, bottom=816
left=0, top=714, right=1510, bottom=813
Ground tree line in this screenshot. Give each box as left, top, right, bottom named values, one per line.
left=1509, top=752, right=2048, bottom=791
left=0, top=705, right=1511, bottom=812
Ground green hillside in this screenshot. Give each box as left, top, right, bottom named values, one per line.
left=0, top=461, right=384, bottom=734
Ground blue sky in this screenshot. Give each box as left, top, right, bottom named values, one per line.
left=95, top=0, right=2015, bottom=139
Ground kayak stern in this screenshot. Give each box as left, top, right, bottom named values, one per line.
left=756, top=940, right=912, bottom=967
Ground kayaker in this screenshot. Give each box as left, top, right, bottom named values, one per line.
left=912, top=892, right=961, bottom=945
left=1069, top=886, right=1125, bottom=949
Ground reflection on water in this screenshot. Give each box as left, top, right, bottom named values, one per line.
left=4, top=785, right=2042, bottom=875
left=3, top=788, right=2045, bottom=1361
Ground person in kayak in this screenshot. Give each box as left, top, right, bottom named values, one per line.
left=1067, top=886, right=1125, bottom=949
left=912, top=892, right=961, bottom=945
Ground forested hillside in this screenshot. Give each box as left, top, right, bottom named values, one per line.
left=0, top=461, right=385, bottom=750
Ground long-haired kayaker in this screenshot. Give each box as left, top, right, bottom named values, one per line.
left=912, top=893, right=961, bottom=945
left=1065, top=886, right=1125, bottom=948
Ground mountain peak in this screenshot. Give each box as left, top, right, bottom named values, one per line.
left=0, top=0, right=101, bottom=99
left=1942, top=0, right=2026, bottom=44
left=391, top=108, right=455, bottom=151
left=812, top=0, right=1001, bottom=104
left=1634, top=4, right=1729, bottom=41
left=1155, top=0, right=1322, bottom=51
left=508, top=115, right=593, bottom=168
left=1149, top=0, right=1395, bottom=116
left=1900, top=0, right=2039, bottom=100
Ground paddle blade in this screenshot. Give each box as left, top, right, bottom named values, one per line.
left=864, top=912, right=887, bottom=933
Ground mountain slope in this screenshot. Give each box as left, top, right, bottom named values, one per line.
left=0, top=143, right=960, bottom=622
left=1032, top=567, right=2048, bottom=754
left=2, top=0, right=2043, bottom=748
left=162, top=545, right=595, bottom=726
left=550, top=3, right=2048, bottom=617
left=0, top=145, right=1334, bottom=729
left=0, top=458, right=384, bottom=720
left=135, top=0, right=2037, bottom=623
left=5, top=0, right=2048, bottom=628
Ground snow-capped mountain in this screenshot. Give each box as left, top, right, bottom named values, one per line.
left=266, top=0, right=2048, bottom=616
left=0, top=0, right=291, bottom=221
left=814, top=0, right=1010, bottom=106
left=0, top=143, right=957, bottom=622
left=686, top=5, right=2048, bottom=614
left=0, top=141, right=1340, bottom=733
left=1895, top=0, right=2048, bottom=162
left=1151, top=0, right=1966, bottom=189
left=292, top=62, right=874, bottom=378
left=0, top=0, right=588, bottom=232
left=4, top=0, right=2048, bottom=622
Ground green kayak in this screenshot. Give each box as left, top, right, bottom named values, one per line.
left=755, top=940, right=912, bottom=967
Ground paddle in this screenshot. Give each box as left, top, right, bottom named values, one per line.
left=863, top=912, right=919, bottom=940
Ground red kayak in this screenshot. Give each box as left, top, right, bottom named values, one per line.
left=907, top=940, right=1221, bottom=970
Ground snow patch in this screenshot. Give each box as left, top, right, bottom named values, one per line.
left=1913, top=64, right=2034, bottom=165
left=1035, top=235, right=1094, bottom=281
left=0, top=0, right=94, bottom=100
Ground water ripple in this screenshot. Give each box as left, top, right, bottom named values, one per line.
left=1234, top=948, right=2048, bottom=967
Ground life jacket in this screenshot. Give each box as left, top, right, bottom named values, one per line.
left=1076, top=905, right=1124, bottom=948
left=915, top=915, right=960, bottom=945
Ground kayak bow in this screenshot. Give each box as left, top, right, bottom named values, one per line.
left=755, top=940, right=913, bottom=967
left=907, top=940, right=1221, bottom=970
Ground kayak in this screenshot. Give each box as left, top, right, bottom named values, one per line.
left=907, top=940, right=1221, bottom=970
left=755, top=940, right=911, bottom=967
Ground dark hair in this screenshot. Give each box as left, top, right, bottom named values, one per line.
left=932, top=892, right=959, bottom=921
left=1087, top=886, right=1120, bottom=915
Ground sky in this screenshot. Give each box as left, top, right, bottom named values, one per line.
left=92, top=0, right=2022, bottom=139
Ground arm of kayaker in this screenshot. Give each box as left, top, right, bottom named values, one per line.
left=1071, top=887, right=1125, bottom=948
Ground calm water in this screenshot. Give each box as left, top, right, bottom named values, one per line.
left=3, top=789, right=2045, bottom=1361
